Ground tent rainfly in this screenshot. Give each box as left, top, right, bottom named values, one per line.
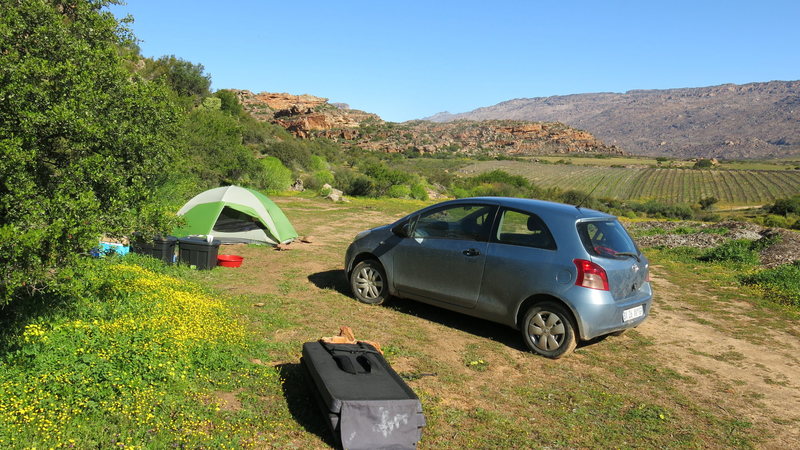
left=174, top=186, right=298, bottom=245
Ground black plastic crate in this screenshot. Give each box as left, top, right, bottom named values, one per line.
left=177, top=237, right=220, bottom=270
left=130, top=236, right=178, bottom=264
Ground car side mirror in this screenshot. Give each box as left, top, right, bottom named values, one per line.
left=392, top=222, right=410, bottom=238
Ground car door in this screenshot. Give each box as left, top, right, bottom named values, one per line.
left=479, top=208, right=562, bottom=321
left=392, top=203, right=497, bottom=309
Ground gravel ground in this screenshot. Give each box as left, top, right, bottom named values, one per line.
left=626, top=220, right=800, bottom=268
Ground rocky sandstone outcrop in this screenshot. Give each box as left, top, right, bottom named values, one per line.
left=230, top=89, right=622, bottom=157
left=231, top=90, right=380, bottom=137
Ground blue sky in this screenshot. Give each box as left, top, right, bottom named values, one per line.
left=110, top=1, right=800, bottom=122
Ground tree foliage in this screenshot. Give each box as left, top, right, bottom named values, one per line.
left=141, top=54, right=211, bottom=100
left=768, top=195, right=800, bottom=216
left=0, top=0, right=180, bottom=303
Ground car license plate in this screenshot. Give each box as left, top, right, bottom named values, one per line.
left=623, top=305, right=644, bottom=322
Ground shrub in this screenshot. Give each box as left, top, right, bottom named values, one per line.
left=763, top=214, right=790, bottom=228
left=387, top=185, right=411, bottom=198
left=453, top=170, right=542, bottom=199
left=347, top=175, right=376, bottom=197
left=309, top=155, right=329, bottom=171
left=304, top=170, right=335, bottom=190
left=560, top=190, right=601, bottom=209
left=359, top=162, right=413, bottom=195
left=699, top=197, right=719, bottom=210
left=215, top=89, right=244, bottom=116
left=410, top=183, right=429, bottom=201
left=693, top=159, right=713, bottom=169
left=263, top=140, right=312, bottom=169
left=767, top=195, right=800, bottom=216
left=628, top=200, right=694, bottom=220
left=699, top=240, right=760, bottom=265
left=257, top=157, right=292, bottom=192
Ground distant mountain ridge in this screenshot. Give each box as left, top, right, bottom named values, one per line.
left=425, top=81, right=800, bottom=159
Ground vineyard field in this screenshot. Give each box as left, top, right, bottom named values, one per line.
left=460, top=161, right=800, bottom=206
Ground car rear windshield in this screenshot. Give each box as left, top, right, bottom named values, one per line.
left=576, top=220, right=638, bottom=259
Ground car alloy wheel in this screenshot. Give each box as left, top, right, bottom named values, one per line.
left=521, top=302, right=577, bottom=358
left=351, top=260, right=388, bottom=305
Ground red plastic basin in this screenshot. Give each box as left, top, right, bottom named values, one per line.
left=217, top=254, right=244, bottom=268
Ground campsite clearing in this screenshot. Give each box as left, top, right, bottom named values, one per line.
left=189, top=194, right=800, bottom=448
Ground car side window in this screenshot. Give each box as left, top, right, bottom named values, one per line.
left=495, top=209, right=556, bottom=250
left=413, top=204, right=494, bottom=241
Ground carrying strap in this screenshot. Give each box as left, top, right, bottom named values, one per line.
left=320, top=342, right=383, bottom=375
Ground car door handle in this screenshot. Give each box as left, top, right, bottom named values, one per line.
left=463, top=248, right=480, bottom=257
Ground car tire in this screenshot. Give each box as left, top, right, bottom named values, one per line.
left=521, top=302, right=577, bottom=359
left=350, top=260, right=389, bottom=305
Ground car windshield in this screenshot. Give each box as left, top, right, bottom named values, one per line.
left=577, top=220, right=638, bottom=258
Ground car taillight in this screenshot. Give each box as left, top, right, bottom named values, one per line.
left=574, top=259, right=609, bottom=291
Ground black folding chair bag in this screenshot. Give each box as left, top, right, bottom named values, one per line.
left=301, top=341, right=425, bottom=449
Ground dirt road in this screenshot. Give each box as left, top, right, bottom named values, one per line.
left=641, top=270, right=800, bottom=448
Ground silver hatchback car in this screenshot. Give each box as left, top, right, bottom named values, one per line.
left=344, top=197, right=652, bottom=358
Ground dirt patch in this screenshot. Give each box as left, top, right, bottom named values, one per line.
left=210, top=390, right=243, bottom=412
left=640, top=272, right=800, bottom=447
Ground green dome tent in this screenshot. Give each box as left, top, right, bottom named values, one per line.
left=174, top=186, right=298, bottom=245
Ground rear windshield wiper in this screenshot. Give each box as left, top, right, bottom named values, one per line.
left=615, top=251, right=640, bottom=262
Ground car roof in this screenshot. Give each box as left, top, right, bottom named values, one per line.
left=435, top=197, right=615, bottom=220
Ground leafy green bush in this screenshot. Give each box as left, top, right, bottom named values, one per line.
left=453, top=170, right=542, bottom=198
left=346, top=175, right=377, bottom=197
left=143, top=55, right=211, bottom=100
left=215, top=89, right=244, bottom=116
left=739, top=262, right=800, bottom=307
left=693, top=159, right=714, bottom=169
left=699, top=197, right=719, bottom=210
left=178, top=109, right=263, bottom=189
left=767, top=195, right=800, bottom=216
left=627, top=200, right=695, bottom=220
left=560, top=190, right=601, bottom=209
left=263, top=140, right=312, bottom=170
left=763, top=214, right=790, bottom=228
left=359, top=162, right=414, bottom=196
left=699, top=240, right=760, bottom=265
left=256, top=157, right=292, bottom=192
left=410, top=183, right=429, bottom=200
left=304, top=170, right=335, bottom=190
left=387, top=185, right=412, bottom=198
left=309, top=155, right=329, bottom=171
left=0, top=0, right=180, bottom=304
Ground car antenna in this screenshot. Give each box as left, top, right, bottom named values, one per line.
left=575, top=176, right=605, bottom=210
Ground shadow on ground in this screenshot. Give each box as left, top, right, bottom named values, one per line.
left=275, top=362, right=336, bottom=447
left=307, top=270, right=610, bottom=354
left=308, top=270, right=350, bottom=296
left=384, top=296, right=529, bottom=351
